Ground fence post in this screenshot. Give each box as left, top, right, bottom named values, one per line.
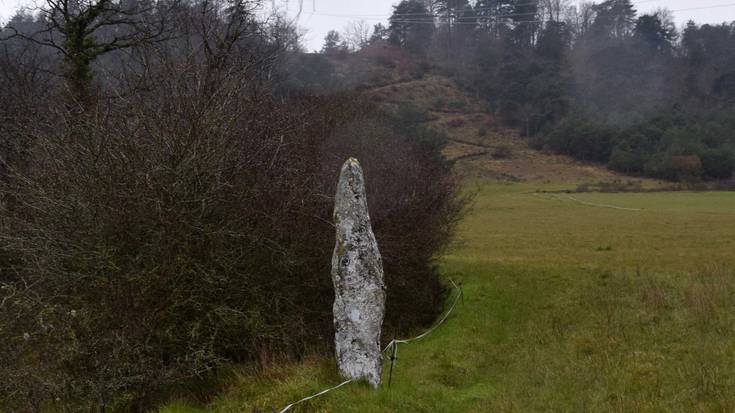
left=388, top=330, right=398, bottom=388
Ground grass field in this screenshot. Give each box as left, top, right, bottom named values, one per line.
left=161, top=181, right=735, bottom=413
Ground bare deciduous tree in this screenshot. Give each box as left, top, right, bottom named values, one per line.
left=538, top=0, right=572, bottom=23
left=343, top=19, right=370, bottom=51
left=569, top=1, right=596, bottom=37
left=4, top=0, right=178, bottom=106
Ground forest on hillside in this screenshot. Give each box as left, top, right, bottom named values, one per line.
left=319, top=0, right=735, bottom=182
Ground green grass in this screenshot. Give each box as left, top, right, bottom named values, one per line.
left=159, top=181, right=735, bottom=412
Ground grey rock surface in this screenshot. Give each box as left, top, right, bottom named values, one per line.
left=331, top=158, right=386, bottom=388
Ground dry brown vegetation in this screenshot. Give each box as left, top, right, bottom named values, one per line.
left=0, top=33, right=466, bottom=413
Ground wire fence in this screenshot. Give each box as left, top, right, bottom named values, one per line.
left=531, top=193, right=643, bottom=212
left=277, top=279, right=464, bottom=413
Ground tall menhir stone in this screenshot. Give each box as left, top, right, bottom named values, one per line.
left=331, top=158, right=386, bottom=388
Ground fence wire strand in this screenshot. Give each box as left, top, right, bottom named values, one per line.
left=277, top=379, right=355, bottom=413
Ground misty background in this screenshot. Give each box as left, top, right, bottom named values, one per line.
left=2, top=0, right=735, bottom=50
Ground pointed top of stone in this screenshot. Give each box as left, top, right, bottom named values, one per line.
left=335, top=158, right=368, bottom=221
left=339, top=158, right=363, bottom=183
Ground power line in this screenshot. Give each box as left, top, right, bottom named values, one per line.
left=670, top=2, right=735, bottom=13
left=386, top=19, right=544, bottom=25
left=313, top=10, right=534, bottom=19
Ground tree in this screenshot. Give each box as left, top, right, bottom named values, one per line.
left=634, top=13, right=676, bottom=53
left=474, top=0, right=515, bottom=36
left=538, top=0, right=572, bottom=23
left=536, top=21, right=571, bottom=61
left=510, top=0, right=540, bottom=49
left=435, top=0, right=470, bottom=28
left=370, top=23, right=389, bottom=43
left=322, top=29, right=347, bottom=54
left=569, top=1, right=596, bottom=38
left=194, top=0, right=271, bottom=72
left=589, top=0, right=637, bottom=41
left=701, top=148, right=735, bottom=180
left=421, top=0, right=440, bottom=14
left=443, top=2, right=477, bottom=62
left=5, top=0, right=178, bottom=106
left=0, top=12, right=57, bottom=110
left=343, top=20, right=371, bottom=51
left=389, top=0, right=435, bottom=54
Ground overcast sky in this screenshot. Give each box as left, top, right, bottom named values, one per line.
left=2, top=0, right=735, bottom=51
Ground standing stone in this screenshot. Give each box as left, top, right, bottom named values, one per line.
left=331, top=158, right=386, bottom=388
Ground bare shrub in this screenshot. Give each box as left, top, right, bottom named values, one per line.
left=0, top=56, right=465, bottom=410
left=432, top=97, right=446, bottom=111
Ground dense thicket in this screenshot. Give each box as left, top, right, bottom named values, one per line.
left=0, top=1, right=464, bottom=410
left=352, top=0, right=735, bottom=182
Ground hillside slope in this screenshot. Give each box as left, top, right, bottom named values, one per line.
left=368, top=74, right=656, bottom=185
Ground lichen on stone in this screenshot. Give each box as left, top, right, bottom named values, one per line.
left=331, top=158, right=386, bottom=388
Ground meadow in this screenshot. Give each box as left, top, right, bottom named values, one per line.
left=162, top=181, right=735, bottom=412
